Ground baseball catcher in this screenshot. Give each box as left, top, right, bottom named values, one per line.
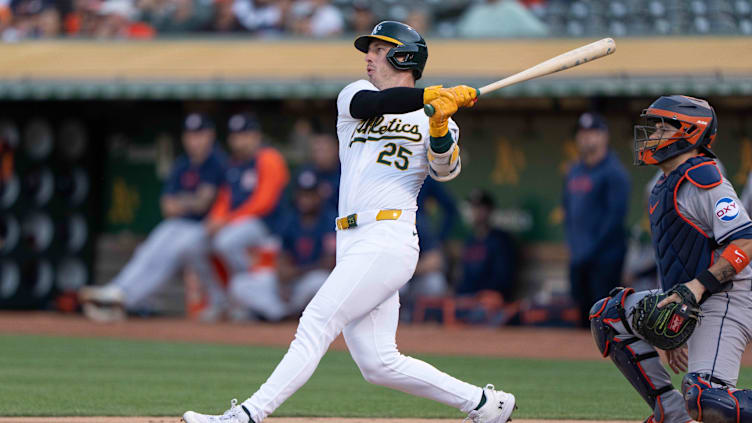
left=590, top=95, right=752, bottom=423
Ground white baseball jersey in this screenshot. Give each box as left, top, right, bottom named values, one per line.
left=336, top=79, right=459, bottom=216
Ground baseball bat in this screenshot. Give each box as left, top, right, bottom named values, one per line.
left=424, top=37, right=616, bottom=116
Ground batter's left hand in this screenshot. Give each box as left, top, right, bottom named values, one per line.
left=427, top=93, right=458, bottom=138
left=657, top=279, right=705, bottom=308
left=663, top=345, right=688, bottom=374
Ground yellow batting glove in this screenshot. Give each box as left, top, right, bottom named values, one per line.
left=423, top=85, right=443, bottom=104
left=446, top=85, right=478, bottom=108
left=428, top=93, right=458, bottom=138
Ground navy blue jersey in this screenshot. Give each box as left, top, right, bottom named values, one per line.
left=162, top=147, right=227, bottom=220
left=563, top=151, right=630, bottom=263
left=226, top=158, right=260, bottom=210
left=456, top=228, right=517, bottom=299
left=416, top=214, right=439, bottom=253
left=209, top=147, right=289, bottom=228
left=281, top=207, right=338, bottom=267
left=417, top=177, right=459, bottom=241
left=298, top=164, right=341, bottom=211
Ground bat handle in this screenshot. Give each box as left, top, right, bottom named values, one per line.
left=423, top=88, right=481, bottom=117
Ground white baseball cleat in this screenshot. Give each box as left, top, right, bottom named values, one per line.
left=183, top=399, right=253, bottom=423
left=79, top=285, right=126, bottom=323
left=464, top=384, right=517, bottom=423
left=81, top=302, right=125, bottom=323
left=79, top=284, right=124, bottom=304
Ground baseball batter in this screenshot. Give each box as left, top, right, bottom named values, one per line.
left=590, top=96, right=752, bottom=423
left=183, top=21, right=516, bottom=423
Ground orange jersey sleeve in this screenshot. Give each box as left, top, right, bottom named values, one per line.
left=208, top=185, right=232, bottom=223
left=227, top=148, right=289, bottom=222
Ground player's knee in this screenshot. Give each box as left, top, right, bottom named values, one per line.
left=355, top=350, right=402, bottom=386
left=589, top=296, right=612, bottom=355
left=588, top=288, right=633, bottom=356
left=682, top=372, right=752, bottom=423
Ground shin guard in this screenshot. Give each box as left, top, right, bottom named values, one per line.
left=683, top=373, right=752, bottom=423
left=591, top=289, right=689, bottom=423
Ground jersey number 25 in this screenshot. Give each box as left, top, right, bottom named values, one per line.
left=376, top=143, right=412, bottom=170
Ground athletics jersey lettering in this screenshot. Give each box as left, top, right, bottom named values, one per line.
left=336, top=79, right=459, bottom=216
left=351, top=116, right=423, bottom=145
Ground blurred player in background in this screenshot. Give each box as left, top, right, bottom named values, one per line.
left=456, top=189, right=517, bottom=302
left=399, top=178, right=458, bottom=313
left=79, top=113, right=227, bottom=321
left=227, top=170, right=336, bottom=321
left=277, top=170, right=337, bottom=316
left=183, top=20, right=516, bottom=423
left=297, top=132, right=340, bottom=211
left=205, top=113, right=289, bottom=301
left=563, top=112, right=630, bottom=327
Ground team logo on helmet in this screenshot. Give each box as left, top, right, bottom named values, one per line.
left=715, top=197, right=739, bottom=222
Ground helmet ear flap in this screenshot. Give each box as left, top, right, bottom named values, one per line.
left=699, top=106, right=718, bottom=156
left=386, top=43, right=427, bottom=80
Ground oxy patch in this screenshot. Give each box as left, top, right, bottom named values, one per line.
left=715, top=197, right=739, bottom=222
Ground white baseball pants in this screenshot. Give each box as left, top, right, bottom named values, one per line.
left=242, top=218, right=482, bottom=422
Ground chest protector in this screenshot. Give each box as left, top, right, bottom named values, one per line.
left=649, top=156, right=721, bottom=291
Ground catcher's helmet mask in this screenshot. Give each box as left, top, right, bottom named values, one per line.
left=354, top=21, right=428, bottom=80
left=633, top=95, right=718, bottom=166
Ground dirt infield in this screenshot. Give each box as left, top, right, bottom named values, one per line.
left=0, top=311, right=598, bottom=360
left=2, top=312, right=751, bottom=366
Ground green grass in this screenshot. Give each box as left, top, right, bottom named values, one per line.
left=0, top=334, right=749, bottom=419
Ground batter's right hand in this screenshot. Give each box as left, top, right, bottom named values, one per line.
left=446, top=85, right=478, bottom=108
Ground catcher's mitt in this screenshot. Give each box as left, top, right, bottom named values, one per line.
left=632, top=284, right=702, bottom=350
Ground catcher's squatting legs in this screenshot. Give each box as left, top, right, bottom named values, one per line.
left=240, top=220, right=482, bottom=423
left=592, top=288, right=752, bottom=423
left=590, top=288, right=690, bottom=423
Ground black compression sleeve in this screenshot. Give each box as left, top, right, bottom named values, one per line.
left=349, top=87, right=425, bottom=119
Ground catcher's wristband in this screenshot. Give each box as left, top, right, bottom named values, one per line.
left=696, top=269, right=723, bottom=296
left=721, top=243, right=750, bottom=273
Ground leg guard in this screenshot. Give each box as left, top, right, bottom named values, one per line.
left=683, top=373, right=752, bottom=423
left=591, top=288, right=689, bottom=423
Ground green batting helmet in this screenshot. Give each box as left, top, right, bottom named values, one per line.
left=354, top=21, right=428, bottom=80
